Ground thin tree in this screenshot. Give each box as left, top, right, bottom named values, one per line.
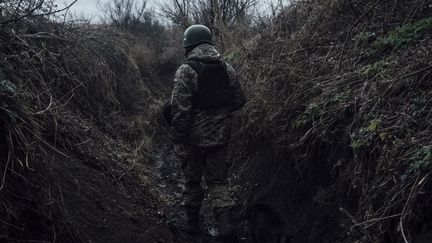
left=0, top=0, right=78, bottom=26
left=98, top=0, right=148, bottom=30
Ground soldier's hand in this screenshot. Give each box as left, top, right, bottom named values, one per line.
left=174, top=144, right=188, bottom=159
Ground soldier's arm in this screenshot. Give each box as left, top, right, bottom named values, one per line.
left=227, top=64, right=246, bottom=112
left=170, top=64, right=196, bottom=144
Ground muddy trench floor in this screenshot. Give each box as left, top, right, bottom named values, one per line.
left=147, top=143, right=221, bottom=243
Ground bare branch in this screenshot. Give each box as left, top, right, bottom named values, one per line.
left=0, top=0, right=79, bottom=26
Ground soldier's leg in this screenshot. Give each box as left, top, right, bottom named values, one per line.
left=181, top=146, right=205, bottom=233
left=202, top=145, right=236, bottom=239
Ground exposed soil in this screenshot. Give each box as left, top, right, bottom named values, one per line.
left=1, top=113, right=183, bottom=243
left=2, top=106, right=239, bottom=243
left=2, top=1, right=432, bottom=242
left=64, top=117, right=240, bottom=243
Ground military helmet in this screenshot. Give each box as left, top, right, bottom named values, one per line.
left=183, top=25, right=214, bottom=48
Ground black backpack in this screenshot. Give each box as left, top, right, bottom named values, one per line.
left=185, top=59, right=235, bottom=109
left=162, top=60, right=235, bottom=126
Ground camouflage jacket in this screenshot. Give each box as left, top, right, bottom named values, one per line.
left=170, top=44, right=246, bottom=147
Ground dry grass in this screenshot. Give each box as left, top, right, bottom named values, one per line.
left=0, top=8, right=166, bottom=240
left=234, top=0, right=432, bottom=241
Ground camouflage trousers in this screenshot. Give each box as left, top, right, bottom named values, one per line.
left=181, top=145, right=235, bottom=216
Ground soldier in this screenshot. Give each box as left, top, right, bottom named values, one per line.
left=170, top=24, right=246, bottom=241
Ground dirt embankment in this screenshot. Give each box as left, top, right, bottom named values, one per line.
left=232, top=0, right=432, bottom=242
left=0, top=17, right=175, bottom=242
left=2, top=1, right=432, bottom=243
left=0, top=7, right=234, bottom=243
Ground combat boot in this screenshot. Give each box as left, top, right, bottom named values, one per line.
left=185, top=211, right=200, bottom=235
left=216, top=210, right=235, bottom=242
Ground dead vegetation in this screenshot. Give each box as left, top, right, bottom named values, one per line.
left=0, top=1, right=174, bottom=242
left=0, top=16, right=151, bottom=173
left=2, top=0, right=432, bottom=242
left=233, top=0, right=432, bottom=242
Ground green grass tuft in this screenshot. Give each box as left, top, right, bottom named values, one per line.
left=409, top=145, right=432, bottom=173
left=370, top=17, right=432, bottom=53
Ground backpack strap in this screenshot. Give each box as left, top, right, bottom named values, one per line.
left=185, top=59, right=227, bottom=76
left=184, top=60, right=205, bottom=76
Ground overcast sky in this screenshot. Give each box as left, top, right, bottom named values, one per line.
left=57, top=0, right=162, bottom=20
left=66, top=0, right=102, bottom=18
left=57, top=0, right=286, bottom=22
